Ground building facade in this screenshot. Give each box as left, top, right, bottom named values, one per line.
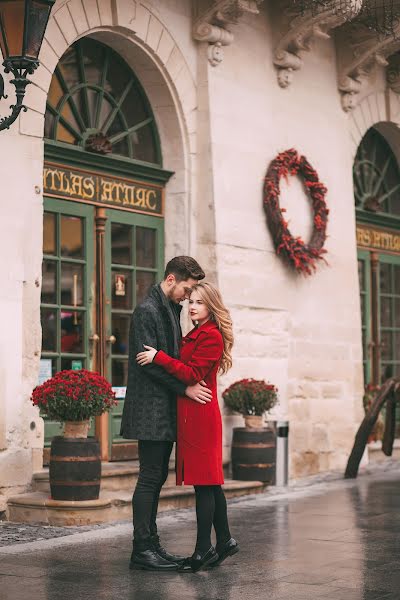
left=0, top=0, right=399, bottom=513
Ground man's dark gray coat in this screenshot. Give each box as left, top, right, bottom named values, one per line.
left=120, top=284, right=186, bottom=441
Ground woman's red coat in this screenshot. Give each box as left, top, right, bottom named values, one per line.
left=154, top=320, right=224, bottom=486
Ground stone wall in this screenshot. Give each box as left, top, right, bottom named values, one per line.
left=201, top=5, right=369, bottom=476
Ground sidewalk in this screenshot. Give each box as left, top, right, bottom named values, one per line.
left=1, top=460, right=400, bottom=599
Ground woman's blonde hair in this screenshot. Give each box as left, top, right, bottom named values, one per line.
left=190, top=282, right=233, bottom=374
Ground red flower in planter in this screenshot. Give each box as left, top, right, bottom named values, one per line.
left=223, top=379, right=278, bottom=417
left=31, top=369, right=117, bottom=422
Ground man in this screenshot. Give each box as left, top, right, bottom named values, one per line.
left=121, top=256, right=212, bottom=571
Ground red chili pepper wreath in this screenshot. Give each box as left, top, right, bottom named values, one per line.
left=263, top=149, right=329, bottom=275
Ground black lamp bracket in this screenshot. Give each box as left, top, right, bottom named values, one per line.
left=0, top=57, right=39, bottom=131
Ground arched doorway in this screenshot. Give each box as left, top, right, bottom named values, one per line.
left=354, top=125, right=400, bottom=397
left=40, top=37, right=172, bottom=461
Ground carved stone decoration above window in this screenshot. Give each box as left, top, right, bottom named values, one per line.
left=337, top=22, right=400, bottom=111
left=192, top=0, right=264, bottom=66
left=273, top=0, right=362, bottom=88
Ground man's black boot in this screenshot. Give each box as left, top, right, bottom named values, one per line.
left=130, top=541, right=179, bottom=571
left=151, top=534, right=185, bottom=565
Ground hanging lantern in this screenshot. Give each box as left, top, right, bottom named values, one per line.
left=0, top=0, right=55, bottom=131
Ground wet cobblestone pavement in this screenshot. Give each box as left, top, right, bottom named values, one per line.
left=0, top=523, right=97, bottom=546
left=1, top=465, right=400, bottom=599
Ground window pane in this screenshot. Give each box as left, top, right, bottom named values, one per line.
left=81, top=38, right=104, bottom=86
left=61, top=216, right=83, bottom=258
left=380, top=263, right=391, bottom=293
left=41, top=309, right=57, bottom=352
left=381, top=363, right=393, bottom=381
left=57, top=122, right=78, bottom=145
left=60, top=101, right=81, bottom=135
left=394, top=265, right=400, bottom=295
left=47, top=74, right=64, bottom=112
left=112, top=315, right=130, bottom=355
left=395, top=298, right=400, bottom=328
left=58, top=47, right=80, bottom=89
left=136, top=272, right=156, bottom=305
left=60, top=311, right=84, bottom=354
left=61, top=357, right=86, bottom=371
left=61, top=263, right=84, bottom=306
left=381, top=331, right=393, bottom=361
left=395, top=333, right=400, bottom=361
left=112, top=358, right=128, bottom=387
left=131, top=124, right=157, bottom=163
left=43, top=212, right=56, bottom=255
left=44, top=113, right=55, bottom=140
left=112, top=224, right=132, bottom=265
left=42, top=261, right=57, bottom=305
left=380, top=297, right=392, bottom=328
left=112, top=270, right=132, bottom=310
left=136, top=228, right=156, bottom=268
left=121, top=87, right=147, bottom=127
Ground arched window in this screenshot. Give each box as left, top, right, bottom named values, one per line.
left=45, top=37, right=161, bottom=165
left=353, top=127, right=400, bottom=217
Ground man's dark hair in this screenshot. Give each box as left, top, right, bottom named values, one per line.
left=164, top=256, right=205, bottom=282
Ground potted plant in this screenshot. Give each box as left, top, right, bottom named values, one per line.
left=223, top=378, right=278, bottom=428
left=223, top=379, right=279, bottom=484
left=31, top=369, right=117, bottom=501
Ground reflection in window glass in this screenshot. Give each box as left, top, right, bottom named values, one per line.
left=136, top=272, right=156, bottom=305
left=61, top=263, right=84, bottom=306
left=43, top=212, right=56, bottom=255
left=112, top=224, right=132, bottom=265
left=112, top=315, right=130, bottom=355
left=42, top=261, right=57, bottom=305
left=60, top=311, right=84, bottom=353
left=112, top=358, right=128, bottom=386
left=41, top=309, right=57, bottom=352
left=136, top=228, right=156, bottom=268
left=61, top=216, right=83, bottom=258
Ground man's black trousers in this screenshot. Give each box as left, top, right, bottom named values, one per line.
left=132, top=440, right=173, bottom=550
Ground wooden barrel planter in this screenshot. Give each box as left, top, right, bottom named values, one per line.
left=231, top=427, right=276, bottom=483
left=49, top=436, right=101, bottom=501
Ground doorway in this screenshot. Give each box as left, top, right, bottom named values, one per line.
left=41, top=197, right=164, bottom=460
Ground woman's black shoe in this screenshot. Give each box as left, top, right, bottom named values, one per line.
left=210, top=538, right=239, bottom=567
left=129, top=549, right=179, bottom=571
left=178, top=547, right=219, bottom=573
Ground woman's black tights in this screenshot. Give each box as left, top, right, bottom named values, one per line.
left=193, top=485, right=231, bottom=553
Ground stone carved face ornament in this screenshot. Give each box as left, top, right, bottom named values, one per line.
left=208, top=42, right=224, bottom=66
left=277, top=67, right=294, bottom=88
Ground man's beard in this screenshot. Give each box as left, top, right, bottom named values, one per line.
left=167, top=283, right=179, bottom=303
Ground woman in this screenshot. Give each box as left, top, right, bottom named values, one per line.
left=136, top=282, right=238, bottom=573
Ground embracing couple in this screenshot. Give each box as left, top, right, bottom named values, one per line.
left=120, top=256, right=238, bottom=573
